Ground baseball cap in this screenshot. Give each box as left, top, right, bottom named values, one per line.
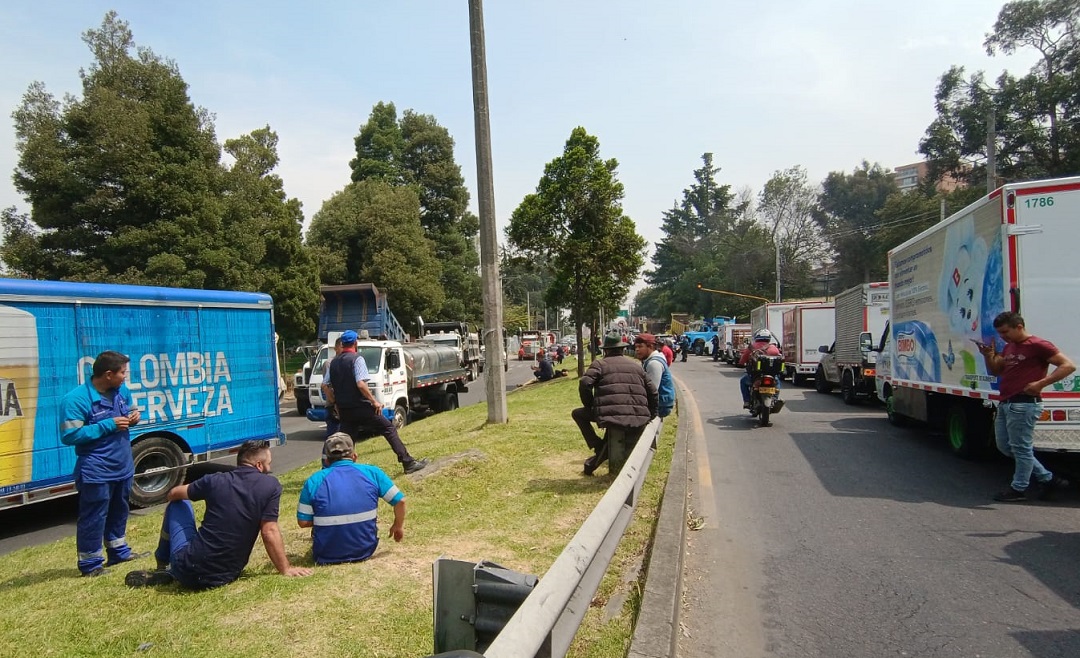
left=340, top=330, right=358, bottom=345
left=634, top=333, right=656, bottom=346
left=323, top=432, right=354, bottom=459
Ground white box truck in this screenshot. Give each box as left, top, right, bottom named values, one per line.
left=816, top=283, right=890, bottom=403
left=781, top=304, right=835, bottom=385
left=880, top=176, right=1080, bottom=458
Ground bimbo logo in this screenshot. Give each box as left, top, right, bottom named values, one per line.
left=896, top=332, right=918, bottom=358
left=0, top=378, right=22, bottom=424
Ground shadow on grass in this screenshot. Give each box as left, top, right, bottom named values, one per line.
left=0, top=567, right=80, bottom=589
left=525, top=476, right=611, bottom=495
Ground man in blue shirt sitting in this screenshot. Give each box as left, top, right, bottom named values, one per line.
left=297, top=433, right=408, bottom=565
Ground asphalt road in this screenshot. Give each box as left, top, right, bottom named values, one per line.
left=0, top=358, right=540, bottom=558
left=676, top=355, right=1080, bottom=658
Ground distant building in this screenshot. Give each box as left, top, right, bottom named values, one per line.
left=893, top=161, right=966, bottom=193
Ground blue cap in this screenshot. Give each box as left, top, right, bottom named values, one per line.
left=341, top=330, right=358, bottom=344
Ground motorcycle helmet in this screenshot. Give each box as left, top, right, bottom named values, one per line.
left=753, top=329, right=774, bottom=342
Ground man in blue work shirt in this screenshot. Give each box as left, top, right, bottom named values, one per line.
left=297, top=433, right=407, bottom=564
left=60, top=351, right=147, bottom=577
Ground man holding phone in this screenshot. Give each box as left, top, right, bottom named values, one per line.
left=978, top=312, right=1077, bottom=502
left=60, top=351, right=148, bottom=576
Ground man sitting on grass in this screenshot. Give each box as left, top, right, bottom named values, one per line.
left=125, top=440, right=313, bottom=588
left=297, top=433, right=408, bottom=564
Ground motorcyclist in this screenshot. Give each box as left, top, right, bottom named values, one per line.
left=738, top=329, right=782, bottom=409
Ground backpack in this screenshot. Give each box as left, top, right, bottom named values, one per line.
left=646, top=353, right=676, bottom=417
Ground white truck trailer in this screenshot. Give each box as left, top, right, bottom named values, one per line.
left=781, top=303, right=835, bottom=386
left=880, top=176, right=1080, bottom=458
left=816, top=283, right=890, bottom=403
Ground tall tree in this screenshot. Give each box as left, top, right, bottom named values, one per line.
left=349, top=104, right=481, bottom=322
left=2, top=12, right=316, bottom=341
left=507, top=127, right=646, bottom=376
left=814, top=162, right=898, bottom=289
left=305, top=180, right=444, bottom=328
left=920, top=0, right=1080, bottom=185
left=758, top=166, right=825, bottom=301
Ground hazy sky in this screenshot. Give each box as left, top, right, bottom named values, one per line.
left=0, top=1, right=1037, bottom=265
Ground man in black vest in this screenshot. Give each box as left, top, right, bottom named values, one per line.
left=325, top=330, right=428, bottom=475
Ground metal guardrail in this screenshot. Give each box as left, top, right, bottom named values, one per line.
left=481, top=416, right=664, bottom=658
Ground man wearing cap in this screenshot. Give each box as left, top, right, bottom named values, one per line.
left=320, top=337, right=344, bottom=438
left=634, top=333, right=675, bottom=419
left=297, top=433, right=407, bottom=564
left=325, top=330, right=428, bottom=475
left=572, top=333, right=658, bottom=475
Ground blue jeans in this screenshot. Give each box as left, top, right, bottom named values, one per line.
left=154, top=501, right=199, bottom=574
left=995, top=401, right=1052, bottom=491
left=76, top=476, right=134, bottom=573
left=740, top=374, right=779, bottom=404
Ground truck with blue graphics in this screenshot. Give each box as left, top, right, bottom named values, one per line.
left=293, top=283, right=406, bottom=415
left=880, top=176, right=1080, bottom=457
left=0, top=278, right=284, bottom=510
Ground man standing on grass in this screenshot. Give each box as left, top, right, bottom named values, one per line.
left=125, top=440, right=313, bottom=589
left=297, top=433, right=407, bottom=564
left=61, top=351, right=148, bottom=577
left=978, top=311, right=1076, bottom=503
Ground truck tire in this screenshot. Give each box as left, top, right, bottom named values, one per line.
left=392, top=402, right=408, bottom=429
left=470, top=362, right=479, bottom=381
left=296, top=392, right=311, bottom=415
left=130, top=437, right=187, bottom=508
left=946, top=402, right=995, bottom=460
left=841, top=371, right=859, bottom=405
left=815, top=366, right=834, bottom=394
left=442, top=392, right=459, bottom=413
left=792, top=372, right=807, bottom=387
left=884, top=388, right=909, bottom=427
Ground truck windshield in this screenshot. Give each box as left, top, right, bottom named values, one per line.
left=312, top=346, right=383, bottom=376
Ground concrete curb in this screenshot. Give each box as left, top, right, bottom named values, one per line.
left=627, top=378, right=692, bottom=658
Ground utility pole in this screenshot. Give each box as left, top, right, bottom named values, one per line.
left=774, top=237, right=782, bottom=303
left=986, top=107, right=997, bottom=193
left=468, top=0, right=507, bottom=423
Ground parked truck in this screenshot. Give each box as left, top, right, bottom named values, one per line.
left=683, top=317, right=736, bottom=356
left=816, top=283, right=890, bottom=403
left=418, top=318, right=482, bottom=381
left=879, top=176, right=1080, bottom=458
left=0, top=278, right=284, bottom=510
left=781, top=304, right=835, bottom=385
left=721, top=323, right=752, bottom=364
left=293, top=283, right=406, bottom=414
left=305, top=338, right=470, bottom=428
left=750, top=301, right=825, bottom=376
left=519, top=329, right=543, bottom=360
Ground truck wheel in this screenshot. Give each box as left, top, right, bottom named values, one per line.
left=392, top=403, right=408, bottom=429
left=946, top=403, right=994, bottom=460
left=885, top=391, right=908, bottom=427
left=130, top=437, right=187, bottom=508
left=443, top=392, right=459, bottom=412
left=792, top=372, right=807, bottom=386
left=815, top=366, right=834, bottom=394
left=470, top=362, right=479, bottom=381
left=841, top=371, right=859, bottom=405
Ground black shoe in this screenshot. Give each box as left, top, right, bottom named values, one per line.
left=403, top=458, right=429, bottom=474
left=742, top=402, right=751, bottom=409
left=82, top=566, right=107, bottom=578
left=993, top=487, right=1028, bottom=502
left=1036, top=475, right=1070, bottom=501
left=583, top=456, right=599, bottom=476
left=105, top=551, right=150, bottom=567
left=125, top=570, right=175, bottom=588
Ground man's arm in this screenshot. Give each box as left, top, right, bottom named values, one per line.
left=388, top=500, right=406, bottom=542
left=1026, top=352, right=1077, bottom=394
left=166, top=484, right=190, bottom=502
left=59, top=394, right=128, bottom=446
left=977, top=343, right=1005, bottom=375
left=259, top=520, right=313, bottom=577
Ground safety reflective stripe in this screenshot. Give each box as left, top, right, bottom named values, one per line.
left=61, top=420, right=85, bottom=431
left=312, top=509, right=377, bottom=526
left=106, top=537, right=128, bottom=548
left=297, top=502, right=314, bottom=516
left=79, top=549, right=103, bottom=560
left=382, top=486, right=401, bottom=504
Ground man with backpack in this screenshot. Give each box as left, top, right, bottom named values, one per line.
left=634, top=333, right=675, bottom=418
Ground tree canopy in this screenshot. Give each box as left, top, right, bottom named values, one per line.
left=814, top=162, right=897, bottom=289
left=506, top=127, right=645, bottom=374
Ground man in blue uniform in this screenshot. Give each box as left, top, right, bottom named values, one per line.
left=297, top=433, right=407, bottom=564
left=124, top=440, right=313, bottom=588
left=60, top=351, right=147, bottom=577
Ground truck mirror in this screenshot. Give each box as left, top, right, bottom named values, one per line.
left=859, top=332, right=873, bottom=351
left=386, top=351, right=401, bottom=370
left=818, top=345, right=829, bottom=354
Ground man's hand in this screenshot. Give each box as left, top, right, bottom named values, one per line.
left=127, top=409, right=141, bottom=426
left=113, top=415, right=131, bottom=430
left=1023, top=381, right=1045, bottom=395
left=283, top=566, right=313, bottom=577
left=389, top=523, right=404, bottom=542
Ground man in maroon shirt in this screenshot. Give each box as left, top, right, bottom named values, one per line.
left=978, top=312, right=1076, bottom=502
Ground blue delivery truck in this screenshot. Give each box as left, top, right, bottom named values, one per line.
left=0, top=278, right=284, bottom=510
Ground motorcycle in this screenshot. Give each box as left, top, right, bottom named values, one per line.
left=748, top=354, right=785, bottom=427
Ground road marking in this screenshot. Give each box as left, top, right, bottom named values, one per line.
left=675, top=377, right=718, bottom=530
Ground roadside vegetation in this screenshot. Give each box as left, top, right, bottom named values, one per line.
left=0, top=368, right=676, bottom=658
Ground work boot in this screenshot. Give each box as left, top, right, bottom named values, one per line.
left=125, top=570, right=175, bottom=588
left=403, top=458, right=429, bottom=475
left=105, top=551, right=151, bottom=567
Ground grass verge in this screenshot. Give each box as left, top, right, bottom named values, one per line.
left=0, top=364, right=676, bottom=658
